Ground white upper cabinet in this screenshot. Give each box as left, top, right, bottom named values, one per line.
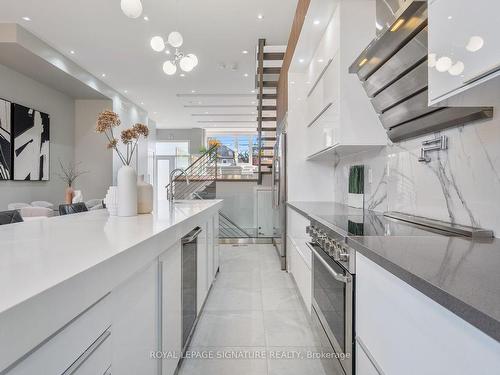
left=429, top=0, right=500, bottom=105
left=294, top=0, right=387, bottom=160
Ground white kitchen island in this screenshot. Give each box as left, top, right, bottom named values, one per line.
left=0, top=200, right=222, bottom=375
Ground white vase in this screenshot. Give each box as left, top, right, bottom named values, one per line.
left=117, top=165, right=138, bottom=217
left=104, top=186, right=118, bottom=216
left=137, top=175, right=153, bottom=214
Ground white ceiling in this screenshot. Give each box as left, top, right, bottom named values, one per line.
left=0, top=0, right=297, bottom=129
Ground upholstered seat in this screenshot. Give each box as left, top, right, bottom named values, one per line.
left=0, top=210, right=24, bottom=225
left=59, top=202, right=89, bottom=216
left=20, top=207, right=54, bottom=218
left=7, top=203, right=31, bottom=211
left=31, top=201, right=54, bottom=209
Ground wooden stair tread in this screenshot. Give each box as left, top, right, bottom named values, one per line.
left=257, top=94, right=277, bottom=100
left=257, top=81, right=278, bottom=88
left=263, top=52, right=285, bottom=60
left=263, top=67, right=281, bottom=74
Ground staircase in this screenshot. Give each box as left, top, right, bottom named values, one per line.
left=255, top=39, right=285, bottom=184
left=165, top=145, right=251, bottom=239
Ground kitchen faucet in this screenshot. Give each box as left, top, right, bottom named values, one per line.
left=168, top=168, right=190, bottom=203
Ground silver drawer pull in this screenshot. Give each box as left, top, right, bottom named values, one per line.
left=306, top=242, right=350, bottom=284
left=463, top=61, right=500, bottom=85
left=62, top=329, right=111, bottom=375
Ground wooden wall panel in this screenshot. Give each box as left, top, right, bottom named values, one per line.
left=277, top=0, right=311, bottom=125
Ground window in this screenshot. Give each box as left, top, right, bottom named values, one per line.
left=207, top=134, right=258, bottom=166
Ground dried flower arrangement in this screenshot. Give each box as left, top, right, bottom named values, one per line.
left=56, top=159, right=88, bottom=187
left=96, top=111, right=149, bottom=165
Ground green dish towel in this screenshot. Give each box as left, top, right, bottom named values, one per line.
left=349, top=165, right=364, bottom=194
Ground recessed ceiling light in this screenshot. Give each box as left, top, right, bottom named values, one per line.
left=143, top=15, right=149, bottom=21
left=191, top=90, right=196, bottom=93
left=244, top=73, right=249, bottom=77
left=313, top=19, right=320, bottom=25
left=447, top=15, right=453, bottom=20
left=299, top=58, right=305, bottom=63
left=318, top=59, right=324, bottom=63
left=251, top=89, right=256, bottom=93
left=70, top=50, right=75, bottom=55
left=165, top=49, right=171, bottom=55
left=22, top=16, right=31, bottom=21
left=257, top=14, right=264, bottom=20
left=180, top=73, right=186, bottom=77
left=101, top=73, right=106, bottom=78
left=242, top=50, right=249, bottom=54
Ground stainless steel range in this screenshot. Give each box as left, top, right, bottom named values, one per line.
left=307, top=220, right=355, bottom=375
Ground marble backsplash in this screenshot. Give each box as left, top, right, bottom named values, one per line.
left=333, top=112, right=500, bottom=237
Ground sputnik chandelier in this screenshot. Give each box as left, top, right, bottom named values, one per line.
left=150, top=33, right=199, bottom=76
left=120, top=0, right=199, bottom=77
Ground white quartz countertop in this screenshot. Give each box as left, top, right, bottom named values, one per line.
left=0, top=200, right=222, bottom=316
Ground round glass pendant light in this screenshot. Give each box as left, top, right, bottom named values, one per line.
left=163, top=60, right=177, bottom=75
left=121, top=0, right=143, bottom=18
left=436, top=56, right=452, bottom=72
left=187, top=53, right=198, bottom=68
left=179, top=56, right=195, bottom=72
left=150, top=36, right=165, bottom=52
left=168, top=31, right=184, bottom=48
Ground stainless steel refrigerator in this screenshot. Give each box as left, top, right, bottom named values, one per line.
left=272, top=115, right=287, bottom=270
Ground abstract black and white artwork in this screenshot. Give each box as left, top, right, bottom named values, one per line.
left=12, top=103, right=50, bottom=181
left=0, top=99, right=11, bottom=180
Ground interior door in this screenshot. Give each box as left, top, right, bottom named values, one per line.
left=155, top=156, right=176, bottom=203
left=257, top=190, right=274, bottom=237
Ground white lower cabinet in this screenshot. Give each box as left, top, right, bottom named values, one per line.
left=159, top=241, right=182, bottom=375
left=355, top=340, right=380, bottom=375
left=356, top=253, right=500, bottom=375
left=4, top=212, right=219, bottom=375
left=111, top=261, right=159, bottom=375
left=286, top=208, right=312, bottom=311
left=7, top=296, right=111, bottom=375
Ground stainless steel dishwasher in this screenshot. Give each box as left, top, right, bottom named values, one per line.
left=181, top=227, right=202, bottom=352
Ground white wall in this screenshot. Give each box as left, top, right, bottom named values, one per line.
left=0, top=63, right=75, bottom=209
left=74, top=99, right=113, bottom=200
left=156, top=128, right=205, bottom=155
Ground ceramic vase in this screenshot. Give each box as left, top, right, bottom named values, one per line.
left=137, top=175, right=153, bottom=214
left=65, top=186, right=74, bottom=204
left=117, top=165, right=138, bottom=217
left=104, top=186, right=118, bottom=216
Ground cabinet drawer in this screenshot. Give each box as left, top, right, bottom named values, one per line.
left=356, top=253, right=500, bottom=374
left=65, top=330, right=111, bottom=375
left=7, top=295, right=111, bottom=375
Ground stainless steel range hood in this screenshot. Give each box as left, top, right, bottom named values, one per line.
left=349, top=0, right=493, bottom=142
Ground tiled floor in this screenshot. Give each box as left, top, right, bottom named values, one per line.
left=178, top=244, right=330, bottom=375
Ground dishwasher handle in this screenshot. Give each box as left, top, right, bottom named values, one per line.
left=182, top=227, right=203, bottom=244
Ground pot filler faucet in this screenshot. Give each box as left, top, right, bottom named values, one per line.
left=168, top=168, right=190, bottom=203
left=418, top=135, right=448, bottom=163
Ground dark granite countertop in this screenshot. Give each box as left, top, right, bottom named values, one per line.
left=287, top=201, right=500, bottom=342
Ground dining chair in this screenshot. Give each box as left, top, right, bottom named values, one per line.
left=58, top=202, right=89, bottom=216
left=31, top=201, right=54, bottom=209
left=0, top=210, right=24, bottom=225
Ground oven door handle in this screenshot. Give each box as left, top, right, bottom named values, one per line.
left=307, top=242, right=350, bottom=284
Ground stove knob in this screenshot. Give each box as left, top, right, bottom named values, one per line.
left=339, top=246, right=350, bottom=262
left=324, top=239, right=332, bottom=252
left=306, top=226, right=311, bottom=234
